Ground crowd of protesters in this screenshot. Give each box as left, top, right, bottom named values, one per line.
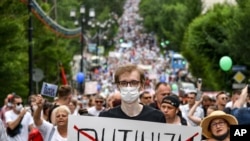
left=0, top=0, right=249, bottom=141
left=1, top=64, right=250, bottom=141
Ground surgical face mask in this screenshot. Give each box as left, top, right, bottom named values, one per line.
left=15, top=104, right=23, bottom=112
left=120, top=86, right=140, bottom=103
left=82, top=99, right=89, bottom=105
left=77, top=95, right=82, bottom=100
left=7, top=102, right=13, bottom=107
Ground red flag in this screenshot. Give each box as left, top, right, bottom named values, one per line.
left=60, top=65, right=68, bottom=85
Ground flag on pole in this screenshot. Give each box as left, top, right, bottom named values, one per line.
left=60, top=64, right=68, bottom=85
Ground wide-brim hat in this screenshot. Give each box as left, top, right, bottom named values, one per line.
left=200, top=110, right=238, bottom=139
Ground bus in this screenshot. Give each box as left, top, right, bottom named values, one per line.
left=171, top=53, right=187, bottom=74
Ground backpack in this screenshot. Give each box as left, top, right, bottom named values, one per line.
left=28, top=128, right=43, bottom=141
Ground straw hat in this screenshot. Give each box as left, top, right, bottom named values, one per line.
left=200, top=110, right=238, bottom=138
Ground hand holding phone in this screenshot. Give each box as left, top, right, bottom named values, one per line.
left=196, top=78, right=202, bottom=92
left=195, top=91, right=202, bottom=101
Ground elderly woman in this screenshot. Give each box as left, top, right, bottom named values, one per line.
left=34, top=95, right=70, bottom=141
left=200, top=110, right=238, bottom=141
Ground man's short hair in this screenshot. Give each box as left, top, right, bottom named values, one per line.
left=154, top=82, right=169, bottom=91
left=202, top=95, right=212, bottom=101
left=13, top=94, right=21, bottom=101
left=139, top=91, right=150, bottom=99
left=57, top=85, right=72, bottom=98
left=114, top=64, right=145, bottom=84
left=95, top=95, right=104, bottom=101
left=216, top=91, right=226, bottom=98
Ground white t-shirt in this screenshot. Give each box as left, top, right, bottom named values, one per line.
left=5, top=110, right=34, bottom=141
left=38, top=119, right=67, bottom=141
left=179, top=104, right=204, bottom=126
left=87, top=106, right=105, bottom=116
left=226, top=101, right=247, bottom=108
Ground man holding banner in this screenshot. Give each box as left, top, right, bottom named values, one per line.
left=99, top=64, right=166, bottom=123
left=68, top=64, right=201, bottom=141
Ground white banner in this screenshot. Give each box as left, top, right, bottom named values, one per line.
left=68, top=115, right=202, bottom=141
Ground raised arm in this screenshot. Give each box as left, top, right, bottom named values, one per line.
left=33, top=95, right=44, bottom=127
left=188, top=98, right=203, bottom=125
left=233, top=85, right=248, bottom=108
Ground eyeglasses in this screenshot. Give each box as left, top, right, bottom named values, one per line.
left=15, top=102, right=23, bottom=105
left=95, top=100, right=103, bottom=104
left=187, top=97, right=195, bottom=99
left=211, top=121, right=226, bottom=128
left=118, top=80, right=140, bottom=87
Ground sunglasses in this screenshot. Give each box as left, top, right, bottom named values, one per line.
left=187, top=97, right=195, bottom=99
left=15, top=102, right=23, bottom=105
left=95, top=101, right=103, bottom=104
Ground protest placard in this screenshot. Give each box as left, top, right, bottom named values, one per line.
left=68, top=115, right=201, bottom=141
left=84, top=81, right=98, bottom=95
left=40, top=82, right=58, bottom=97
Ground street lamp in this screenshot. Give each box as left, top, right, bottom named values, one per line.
left=70, top=6, right=95, bottom=94
left=95, top=20, right=112, bottom=65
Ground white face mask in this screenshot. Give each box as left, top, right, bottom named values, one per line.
left=7, top=102, right=12, bottom=107
left=120, top=86, right=140, bottom=103
left=15, top=104, right=23, bottom=112
left=32, top=105, right=38, bottom=111
left=82, top=99, right=89, bottom=105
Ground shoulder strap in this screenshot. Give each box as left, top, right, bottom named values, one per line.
left=19, top=115, right=24, bottom=125
left=180, top=117, right=187, bottom=125
left=48, top=126, right=55, bottom=140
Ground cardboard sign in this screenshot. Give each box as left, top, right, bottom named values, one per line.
left=68, top=115, right=202, bottom=141
left=84, top=81, right=98, bottom=95
left=40, top=82, right=58, bottom=97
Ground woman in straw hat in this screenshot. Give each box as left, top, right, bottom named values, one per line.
left=200, top=110, right=238, bottom=141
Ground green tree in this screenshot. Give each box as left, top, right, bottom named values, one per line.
left=182, top=4, right=237, bottom=90
left=139, top=0, right=202, bottom=52
left=0, top=1, right=28, bottom=101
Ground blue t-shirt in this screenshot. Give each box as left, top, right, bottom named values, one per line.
left=231, top=108, right=250, bottom=125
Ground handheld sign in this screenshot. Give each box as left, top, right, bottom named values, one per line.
left=68, top=115, right=202, bottom=141
left=84, top=81, right=98, bottom=95
left=40, top=82, right=58, bottom=97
